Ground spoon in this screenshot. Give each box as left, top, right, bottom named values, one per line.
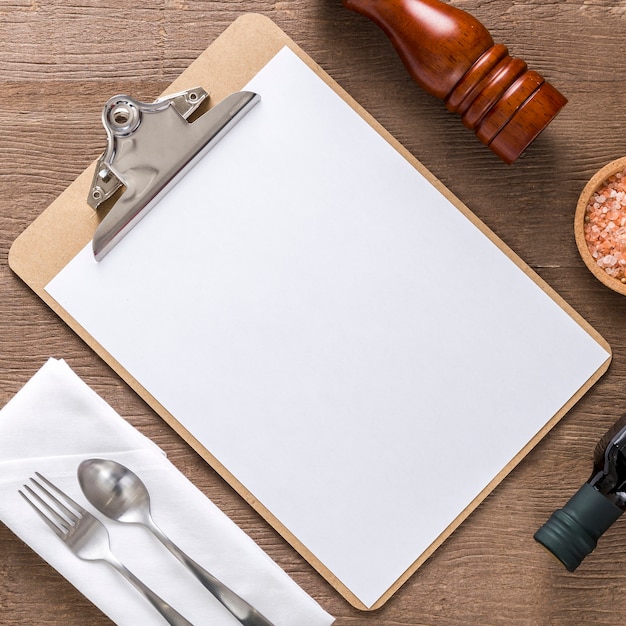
left=77, top=458, right=275, bottom=626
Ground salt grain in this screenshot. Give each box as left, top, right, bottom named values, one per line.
left=584, top=167, right=626, bottom=282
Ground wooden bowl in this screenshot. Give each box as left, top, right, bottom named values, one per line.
left=575, top=156, right=626, bottom=296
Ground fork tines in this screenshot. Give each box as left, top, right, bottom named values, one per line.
left=19, top=472, right=84, bottom=539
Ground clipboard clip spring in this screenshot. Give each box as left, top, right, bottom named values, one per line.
left=88, top=87, right=260, bottom=261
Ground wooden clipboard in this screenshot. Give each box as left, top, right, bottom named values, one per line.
left=8, top=13, right=612, bottom=611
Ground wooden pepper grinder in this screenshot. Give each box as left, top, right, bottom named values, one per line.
left=343, top=0, right=567, bottom=163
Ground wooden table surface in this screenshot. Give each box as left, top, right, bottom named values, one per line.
left=2, top=1, right=626, bottom=624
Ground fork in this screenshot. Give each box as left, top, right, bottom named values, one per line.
left=19, top=472, right=193, bottom=626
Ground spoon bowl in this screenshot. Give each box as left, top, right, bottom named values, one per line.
left=78, top=458, right=152, bottom=525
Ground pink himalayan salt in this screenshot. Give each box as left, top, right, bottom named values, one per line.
left=584, top=167, right=626, bottom=283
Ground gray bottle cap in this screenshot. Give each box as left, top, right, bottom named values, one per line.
left=534, top=483, right=623, bottom=571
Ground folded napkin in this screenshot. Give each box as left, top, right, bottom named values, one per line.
left=0, top=358, right=334, bottom=626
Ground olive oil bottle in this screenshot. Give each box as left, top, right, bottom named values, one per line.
left=534, top=414, right=626, bottom=570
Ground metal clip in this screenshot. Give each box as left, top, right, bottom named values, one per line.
left=88, top=87, right=260, bottom=260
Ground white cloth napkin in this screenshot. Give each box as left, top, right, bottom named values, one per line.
left=0, top=358, right=334, bottom=626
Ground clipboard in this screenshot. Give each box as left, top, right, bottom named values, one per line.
left=9, top=13, right=612, bottom=611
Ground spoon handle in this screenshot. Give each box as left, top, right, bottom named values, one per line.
left=108, top=555, right=194, bottom=626
left=150, top=523, right=275, bottom=626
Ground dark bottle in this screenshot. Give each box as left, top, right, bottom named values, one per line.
left=534, top=415, right=626, bottom=571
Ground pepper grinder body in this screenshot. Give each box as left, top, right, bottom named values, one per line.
left=343, top=0, right=567, bottom=163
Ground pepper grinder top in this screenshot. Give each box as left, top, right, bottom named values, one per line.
left=343, top=0, right=567, bottom=163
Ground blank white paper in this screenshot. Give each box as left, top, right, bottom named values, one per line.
left=46, top=47, right=610, bottom=608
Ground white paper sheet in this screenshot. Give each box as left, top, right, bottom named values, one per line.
left=46, top=47, right=610, bottom=608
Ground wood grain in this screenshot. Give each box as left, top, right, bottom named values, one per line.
left=2, top=0, right=626, bottom=624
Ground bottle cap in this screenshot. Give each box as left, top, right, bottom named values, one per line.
left=534, top=483, right=623, bottom=571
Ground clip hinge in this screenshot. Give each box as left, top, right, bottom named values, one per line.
left=88, top=87, right=260, bottom=260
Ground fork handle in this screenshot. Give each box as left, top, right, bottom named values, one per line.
left=149, top=522, right=274, bottom=626
left=108, top=557, right=194, bottom=626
